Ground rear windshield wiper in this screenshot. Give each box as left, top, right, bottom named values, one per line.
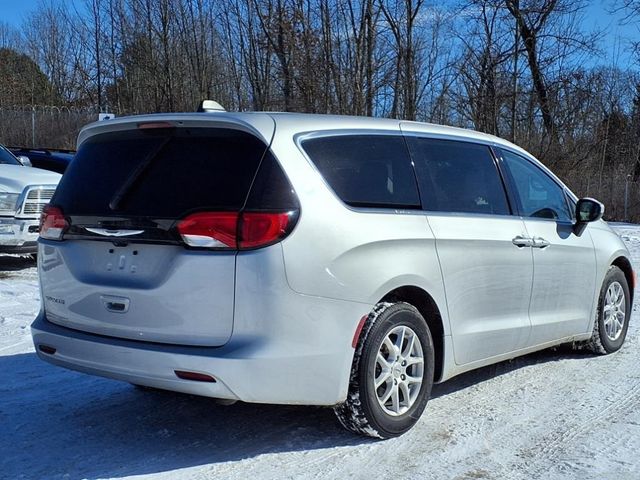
left=109, top=134, right=173, bottom=211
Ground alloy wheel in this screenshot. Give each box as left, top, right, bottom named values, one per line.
left=373, top=325, right=424, bottom=416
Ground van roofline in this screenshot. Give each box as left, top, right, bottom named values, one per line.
left=77, top=111, right=550, bottom=186
left=79, top=111, right=517, bottom=150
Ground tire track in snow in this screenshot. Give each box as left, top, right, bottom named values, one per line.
left=516, top=374, right=640, bottom=478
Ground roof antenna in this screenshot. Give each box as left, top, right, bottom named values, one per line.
left=197, top=100, right=226, bottom=112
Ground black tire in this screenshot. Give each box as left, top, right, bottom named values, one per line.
left=585, top=265, right=631, bottom=354
left=334, top=302, right=434, bottom=439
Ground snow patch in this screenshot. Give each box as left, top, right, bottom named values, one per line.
left=2, top=226, right=640, bottom=479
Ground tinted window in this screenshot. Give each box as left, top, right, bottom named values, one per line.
left=245, top=151, right=299, bottom=210
left=30, top=157, right=68, bottom=174
left=0, top=146, right=20, bottom=165
left=301, top=135, right=421, bottom=208
left=406, top=138, right=510, bottom=215
left=54, top=128, right=268, bottom=218
left=500, top=149, right=572, bottom=221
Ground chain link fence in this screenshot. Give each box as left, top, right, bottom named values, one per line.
left=0, top=105, right=101, bottom=149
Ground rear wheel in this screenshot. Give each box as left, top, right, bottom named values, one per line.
left=334, top=302, right=434, bottom=438
left=585, top=265, right=631, bottom=354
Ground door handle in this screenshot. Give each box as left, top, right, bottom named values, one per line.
left=512, top=235, right=533, bottom=248
left=532, top=237, right=550, bottom=248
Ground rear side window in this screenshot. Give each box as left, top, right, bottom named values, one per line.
left=245, top=151, right=299, bottom=210
left=54, top=128, right=270, bottom=218
left=405, top=137, right=510, bottom=215
left=301, top=135, right=421, bottom=209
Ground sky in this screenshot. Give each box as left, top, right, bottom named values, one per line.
left=0, top=0, right=638, bottom=66
left=0, top=0, right=45, bottom=25
left=585, top=0, right=639, bottom=67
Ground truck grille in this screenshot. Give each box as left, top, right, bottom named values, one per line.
left=20, top=188, right=56, bottom=216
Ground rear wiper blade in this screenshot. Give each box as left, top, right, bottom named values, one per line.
left=109, top=134, right=173, bottom=211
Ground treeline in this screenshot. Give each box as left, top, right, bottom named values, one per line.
left=1, top=0, right=640, bottom=219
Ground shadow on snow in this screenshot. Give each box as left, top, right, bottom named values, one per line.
left=1, top=345, right=595, bottom=479
left=0, top=254, right=36, bottom=274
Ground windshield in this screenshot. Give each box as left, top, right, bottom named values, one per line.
left=0, top=146, right=21, bottom=166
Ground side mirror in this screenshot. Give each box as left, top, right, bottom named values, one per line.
left=17, top=155, right=32, bottom=167
left=574, top=198, right=604, bottom=235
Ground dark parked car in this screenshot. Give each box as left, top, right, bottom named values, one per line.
left=8, top=147, right=74, bottom=174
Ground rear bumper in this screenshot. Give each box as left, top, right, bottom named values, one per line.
left=31, top=242, right=372, bottom=405
left=0, top=217, right=39, bottom=253
left=32, top=313, right=239, bottom=400
left=31, top=292, right=368, bottom=405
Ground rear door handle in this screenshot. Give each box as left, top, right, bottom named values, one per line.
left=532, top=237, right=550, bottom=248
left=512, top=235, right=533, bottom=248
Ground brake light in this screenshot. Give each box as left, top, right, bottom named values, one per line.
left=177, top=212, right=239, bottom=248
left=40, top=205, right=68, bottom=240
left=176, top=211, right=295, bottom=250
left=240, top=212, right=292, bottom=249
left=137, top=121, right=175, bottom=129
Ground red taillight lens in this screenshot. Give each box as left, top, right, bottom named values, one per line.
left=177, top=212, right=239, bottom=248
left=174, top=370, right=216, bottom=382
left=137, top=121, right=175, bottom=130
left=39, top=205, right=68, bottom=241
left=239, top=212, right=292, bottom=249
left=176, top=211, right=295, bottom=250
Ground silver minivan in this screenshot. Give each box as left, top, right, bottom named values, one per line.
left=31, top=112, right=633, bottom=438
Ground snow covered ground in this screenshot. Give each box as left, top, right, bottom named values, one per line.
left=2, top=225, right=640, bottom=480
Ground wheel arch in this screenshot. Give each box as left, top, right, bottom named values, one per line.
left=379, top=286, right=445, bottom=382
left=612, top=255, right=635, bottom=304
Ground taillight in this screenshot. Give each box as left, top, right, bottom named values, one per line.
left=176, top=211, right=296, bottom=250
left=240, top=212, right=292, bottom=249
left=39, top=205, right=69, bottom=241
left=177, top=212, right=239, bottom=248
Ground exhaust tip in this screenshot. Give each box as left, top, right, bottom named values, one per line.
left=174, top=370, right=216, bottom=383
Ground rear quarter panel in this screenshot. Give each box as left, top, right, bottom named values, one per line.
left=269, top=123, right=451, bottom=336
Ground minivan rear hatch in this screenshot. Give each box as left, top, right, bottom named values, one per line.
left=40, top=120, right=278, bottom=346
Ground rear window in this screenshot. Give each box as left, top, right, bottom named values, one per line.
left=53, top=128, right=269, bottom=218
left=301, top=134, right=421, bottom=209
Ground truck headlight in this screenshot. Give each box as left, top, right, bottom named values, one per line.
left=0, top=193, right=19, bottom=214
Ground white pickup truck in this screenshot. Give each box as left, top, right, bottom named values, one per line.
left=0, top=144, right=61, bottom=255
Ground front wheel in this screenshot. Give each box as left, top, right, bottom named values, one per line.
left=334, top=302, right=434, bottom=438
left=585, top=265, right=631, bottom=354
